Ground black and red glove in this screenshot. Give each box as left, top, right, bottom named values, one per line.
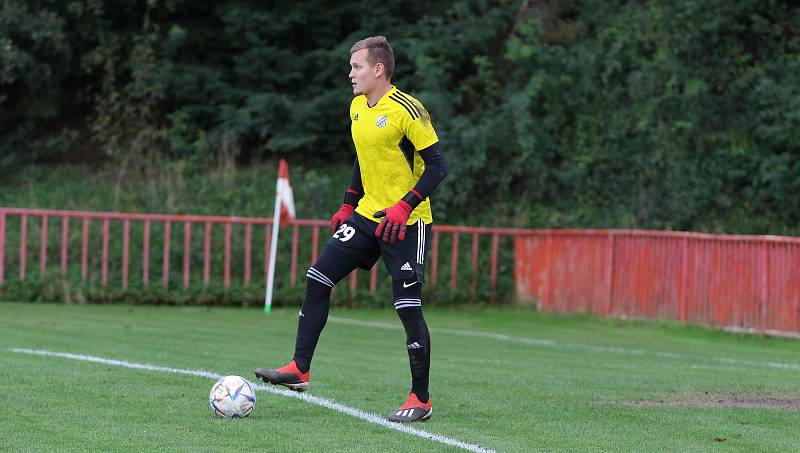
left=330, top=204, right=355, bottom=234
left=331, top=188, right=361, bottom=233
left=373, top=200, right=413, bottom=243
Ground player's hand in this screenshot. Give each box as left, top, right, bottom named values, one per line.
left=373, top=200, right=412, bottom=243
left=330, top=204, right=355, bottom=234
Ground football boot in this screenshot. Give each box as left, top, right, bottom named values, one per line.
left=387, top=392, right=432, bottom=422
left=254, top=360, right=309, bottom=392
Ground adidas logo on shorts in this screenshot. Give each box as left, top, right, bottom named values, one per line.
left=401, top=262, right=412, bottom=271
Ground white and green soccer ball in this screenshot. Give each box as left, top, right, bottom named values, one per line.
left=209, top=375, right=256, bottom=418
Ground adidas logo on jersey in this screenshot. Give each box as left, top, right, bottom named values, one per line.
left=407, top=342, right=423, bottom=350
left=401, top=262, right=412, bottom=271
left=353, top=113, right=358, bottom=121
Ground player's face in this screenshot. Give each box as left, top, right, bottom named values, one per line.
left=349, top=48, right=376, bottom=96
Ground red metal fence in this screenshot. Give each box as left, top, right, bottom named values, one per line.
left=515, top=230, right=800, bottom=334
left=0, top=208, right=519, bottom=300
left=3, top=207, right=799, bottom=335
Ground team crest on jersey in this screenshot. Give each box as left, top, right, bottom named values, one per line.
left=376, top=114, right=388, bottom=128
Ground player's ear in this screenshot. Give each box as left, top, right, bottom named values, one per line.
left=374, top=62, right=384, bottom=78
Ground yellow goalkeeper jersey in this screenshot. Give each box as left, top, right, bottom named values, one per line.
left=350, top=86, right=439, bottom=225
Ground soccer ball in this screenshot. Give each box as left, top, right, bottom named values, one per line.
left=209, top=375, right=256, bottom=418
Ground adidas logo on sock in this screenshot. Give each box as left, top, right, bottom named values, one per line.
left=401, top=262, right=412, bottom=271
left=407, top=342, right=423, bottom=350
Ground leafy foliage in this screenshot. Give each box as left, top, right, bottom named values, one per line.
left=2, top=0, right=799, bottom=234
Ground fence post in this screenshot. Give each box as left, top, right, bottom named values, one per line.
left=61, top=216, right=69, bottom=276
left=40, top=215, right=48, bottom=275
left=81, top=217, right=88, bottom=282
left=183, top=222, right=191, bottom=289
left=224, top=222, right=231, bottom=288
left=244, top=223, right=252, bottom=287
left=101, top=218, right=109, bottom=287
left=450, top=232, right=459, bottom=289
left=143, top=220, right=150, bottom=288
left=122, top=220, right=130, bottom=289
left=19, top=214, right=27, bottom=280
left=163, top=221, right=171, bottom=289
left=311, top=226, right=319, bottom=264
left=203, top=222, right=211, bottom=287
left=370, top=263, right=377, bottom=294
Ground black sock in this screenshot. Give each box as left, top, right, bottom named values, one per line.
left=290, top=246, right=362, bottom=373
left=396, top=306, right=430, bottom=403
left=292, top=278, right=331, bottom=373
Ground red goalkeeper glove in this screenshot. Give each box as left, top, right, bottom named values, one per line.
left=373, top=200, right=412, bottom=243
left=330, top=204, right=355, bottom=234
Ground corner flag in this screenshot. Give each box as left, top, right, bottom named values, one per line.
left=264, top=159, right=295, bottom=313
left=277, top=159, right=295, bottom=227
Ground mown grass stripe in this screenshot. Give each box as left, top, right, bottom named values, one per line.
left=327, top=316, right=800, bottom=371
left=9, top=347, right=495, bottom=453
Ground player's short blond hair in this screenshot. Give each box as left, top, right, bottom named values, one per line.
left=350, top=36, right=395, bottom=79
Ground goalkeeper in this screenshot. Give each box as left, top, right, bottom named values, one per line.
left=255, top=35, right=448, bottom=423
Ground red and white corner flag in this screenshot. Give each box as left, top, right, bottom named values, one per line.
left=277, top=159, right=295, bottom=227
left=265, top=159, right=295, bottom=313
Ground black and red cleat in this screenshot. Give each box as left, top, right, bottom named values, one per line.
left=387, top=392, right=432, bottom=422
left=254, top=360, right=309, bottom=392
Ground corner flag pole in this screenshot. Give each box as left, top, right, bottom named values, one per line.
left=264, top=188, right=282, bottom=313
left=264, top=159, right=295, bottom=313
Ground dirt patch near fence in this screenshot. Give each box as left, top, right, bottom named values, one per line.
left=616, top=393, right=800, bottom=411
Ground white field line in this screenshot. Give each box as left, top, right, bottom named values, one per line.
left=10, top=348, right=495, bottom=453
left=327, top=316, right=800, bottom=372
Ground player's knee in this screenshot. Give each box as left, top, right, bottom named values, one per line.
left=392, top=277, right=422, bottom=311
left=306, top=266, right=334, bottom=298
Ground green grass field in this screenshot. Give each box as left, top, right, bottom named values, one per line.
left=2, top=302, right=800, bottom=452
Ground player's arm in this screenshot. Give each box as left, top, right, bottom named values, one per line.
left=330, top=158, right=364, bottom=233
left=374, top=142, right=448, bottom=243
left=400, top=142, right=448, bottom=209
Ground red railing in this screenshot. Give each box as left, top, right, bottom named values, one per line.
left=4, top=207, right=799, bottom=335
left=0, top=208, right=522, bottom=300
left=515, top=229, right=800, bottom=334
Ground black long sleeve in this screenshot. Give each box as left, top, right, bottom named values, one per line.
left=342, top=158, right=364, bottom=207
left=349, top=158, right=364, bottom=194
left=401, top=142, right=448, bottom=208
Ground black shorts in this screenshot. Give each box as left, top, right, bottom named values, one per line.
left=327, top=211, right=432, bottom=283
